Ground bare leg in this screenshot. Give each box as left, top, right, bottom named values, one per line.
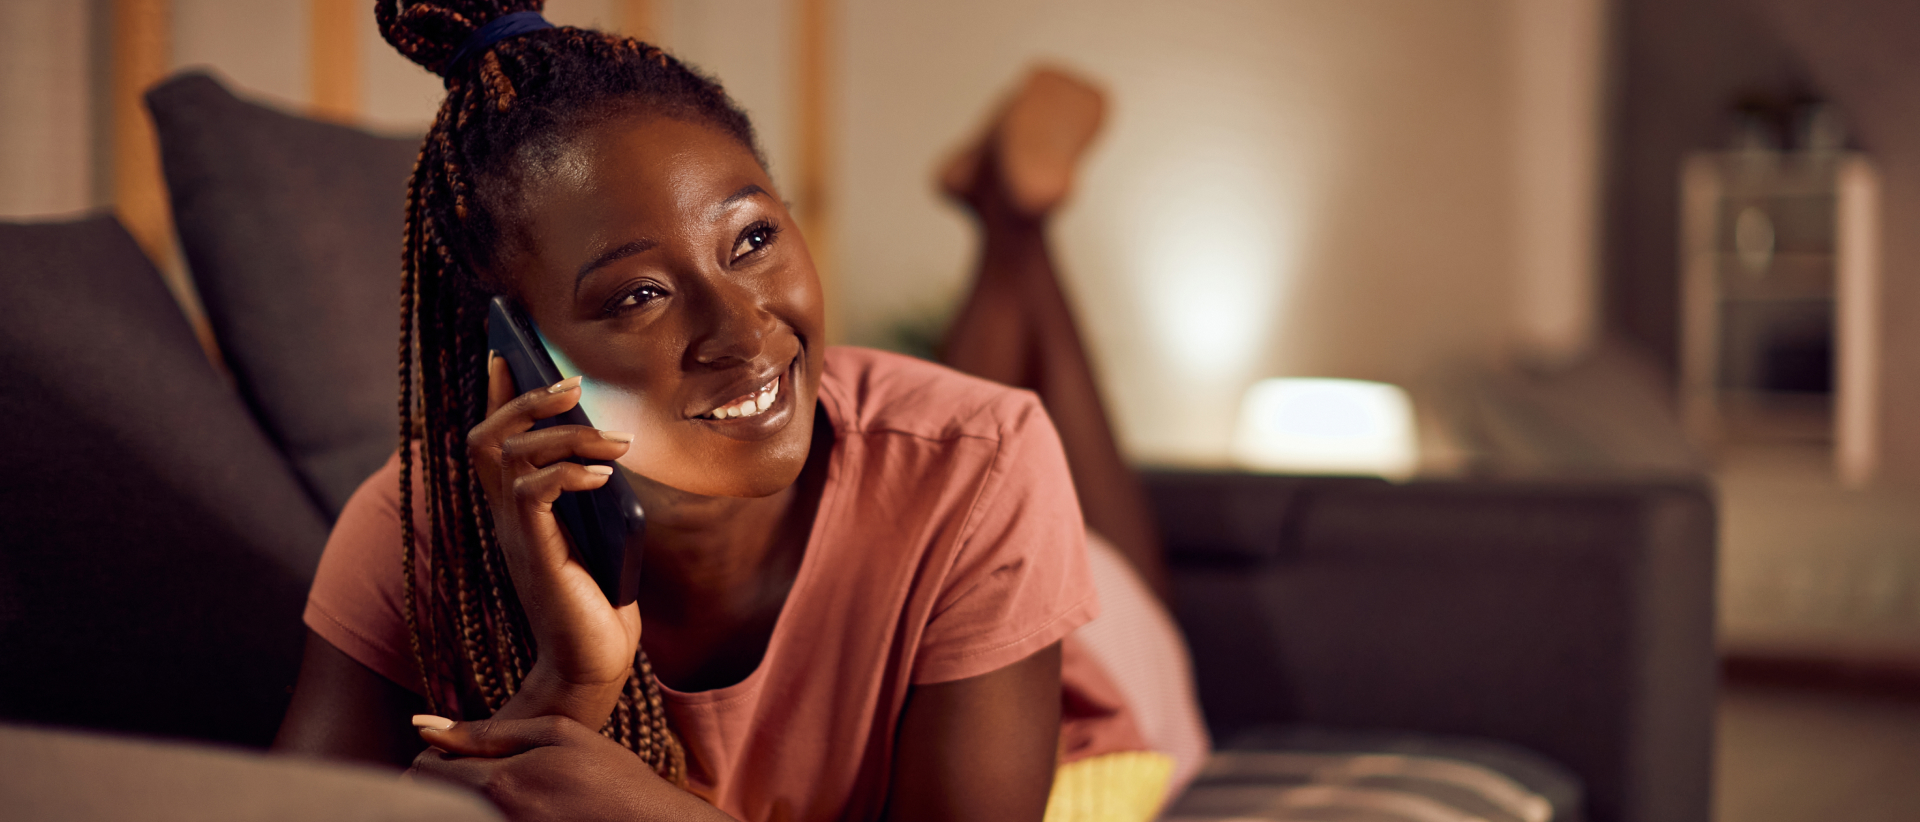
left=937, top=72, right=1170, bottom=601
left=938, top=160, right=1032, bottom=389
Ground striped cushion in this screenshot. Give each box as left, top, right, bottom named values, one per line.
left=1167, top=749, right=1556, bottom=822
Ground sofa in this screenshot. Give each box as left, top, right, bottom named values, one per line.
left=0, top=73, right=1716, bottom=822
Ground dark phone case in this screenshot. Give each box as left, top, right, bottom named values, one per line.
left=486, top=296, right=646, bottom=605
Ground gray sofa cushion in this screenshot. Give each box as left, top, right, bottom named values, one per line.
left=0, top=215, right=330, bottom=747
left=148, top=72, right=418, bottom=517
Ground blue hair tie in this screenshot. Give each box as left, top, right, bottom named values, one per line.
left=445, top=11, right=553, bottom=75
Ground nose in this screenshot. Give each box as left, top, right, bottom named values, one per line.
left=687, top=275, right=774, bottom=368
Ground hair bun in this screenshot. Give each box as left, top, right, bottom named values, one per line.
left=376, top=0, right=546, bottom=78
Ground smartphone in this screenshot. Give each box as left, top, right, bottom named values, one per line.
left=487, top=295, right=646, bottom=606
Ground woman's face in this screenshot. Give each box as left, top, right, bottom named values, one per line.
left=502, top=113, right=826, bottom=499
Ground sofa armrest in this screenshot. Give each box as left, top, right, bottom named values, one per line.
left=0, top=724, right=500, bottom=821
left=1146, top=471, right=1716, bottom=822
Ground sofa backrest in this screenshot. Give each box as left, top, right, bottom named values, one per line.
left=1149, top=471, right=1716, bottom=822
left=0, top=215, right=330, bottom=747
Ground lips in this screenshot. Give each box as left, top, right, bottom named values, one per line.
left=697, top=376, right=779, bottom=420
left=686, top=356, right=800, bottom=440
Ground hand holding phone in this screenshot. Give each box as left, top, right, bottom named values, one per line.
left=486, top=296, right=646, bottom=605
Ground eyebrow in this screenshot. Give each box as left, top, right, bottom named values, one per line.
left=575, top=238, right=659, bottom=291
left=572, top=184, right=772, bottom=291
left=720, top=183, right=767, bottom=210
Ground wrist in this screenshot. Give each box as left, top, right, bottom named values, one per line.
left=493, top=659, right=629, bottom=728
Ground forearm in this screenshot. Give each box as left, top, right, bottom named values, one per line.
left=410, top=714, right=734, bottom=822
left=886, top=644, right=1062, bottom=822
left=274, top=630, right=430, bottom=769
left=604, top=772, right=737, bottom=822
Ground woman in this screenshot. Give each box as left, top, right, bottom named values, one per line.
left=275, top=3, right=1194, bottom=820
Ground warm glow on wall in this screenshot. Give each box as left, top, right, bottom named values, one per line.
left=1232, top=378, right=1418, bottom=479
left=833, top=0, right=1539, bottom=466
left=1125, top=136, right=1298, bottom=384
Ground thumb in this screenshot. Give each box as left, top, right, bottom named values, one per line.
left=412, top=714, right=577, bottom=758
left=486, top=352, right=516, bottom=416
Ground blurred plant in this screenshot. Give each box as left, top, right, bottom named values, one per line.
left=877, top=292, right=958, bottom=363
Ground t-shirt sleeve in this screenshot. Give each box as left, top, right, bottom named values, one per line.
left=303, top=450, right=427, bottom=696
left=911, top=394, right=1098, bottom=685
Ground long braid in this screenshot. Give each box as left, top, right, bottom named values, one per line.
left=381, top=0, right=762, bottom=784
left=398, top=153, right=434, bottom=716
left=445, top=296, right=495, bottom=711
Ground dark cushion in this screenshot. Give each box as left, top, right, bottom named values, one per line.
left=0, top=215, right=330, bottom=747
left=148, top=72, right=419, bottom=517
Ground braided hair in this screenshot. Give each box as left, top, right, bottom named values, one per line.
left=377, top=0, right=764, bottom=786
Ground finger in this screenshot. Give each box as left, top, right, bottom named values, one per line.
left=511, top=461, right=617, bottom=517
left=467, top=375, right=586, bottom=469
left=408, top=746, right=499, bottom=795
left=499, top=425, right=634, bottom=471
left=487, top=351, right=514, bottom=417
left=412, top=714, right=582, bottom=759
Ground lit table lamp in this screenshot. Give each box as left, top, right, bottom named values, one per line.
left=1231, top=378, right=1418, bottom=480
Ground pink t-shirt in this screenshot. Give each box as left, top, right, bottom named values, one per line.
left=305, top=346, right=1145, bottom=822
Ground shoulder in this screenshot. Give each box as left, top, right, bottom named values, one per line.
left=817, top=346, right=1050, bottom=447
left=305, top=448, right=427, bottom=695
left=321, top=450, right=410, bottom=554
left=808, top=353, right=1095, bottom=686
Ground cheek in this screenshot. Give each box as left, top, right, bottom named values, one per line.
left=587, top=381, right=815, bottom=498
left=575, top=382, right=658, bottom=442
left=577, top=383, right=695, bottom=480
left=615, top=419, right=814, bottom=498
left=785, top=272, right=827, bottom=339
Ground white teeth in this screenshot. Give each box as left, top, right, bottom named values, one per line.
left=703, top=377, right=780, bottom=420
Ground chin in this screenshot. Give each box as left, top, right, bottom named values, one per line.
left=619, top=413, right=815, bottom=499
left=640, top=456, right=807, bottom=499
left=707, top=444, right=812, bottom=499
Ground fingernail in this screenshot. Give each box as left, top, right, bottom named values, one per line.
left=585, top=465, right=614, bottom=476
left=411, top=714, right=455, bottom=731
left=600, top=430, right=634, bottom=443
left=548, top=375, right=583, bottom=394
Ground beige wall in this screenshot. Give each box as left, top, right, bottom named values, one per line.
left=659, top=0, right=798, bottom=196
left=0, top=0, right=98, bottom=219
left=834, top=0, right=1604, bottom=464
left=168, top=0, right=624, bottom=132
left=171, top=0, right=307, bottom=112
left=2, top=0, right=1609, bottom=468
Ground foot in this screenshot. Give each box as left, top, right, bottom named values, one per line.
left=939, top=66, right=1108, bottom=217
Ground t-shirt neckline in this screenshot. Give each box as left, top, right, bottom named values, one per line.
left=653, top=385, right=846, bottom=706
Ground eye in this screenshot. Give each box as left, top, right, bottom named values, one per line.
left=606, top=281, right=668, bottom=315
left=730, top=220, right=780, bottom=262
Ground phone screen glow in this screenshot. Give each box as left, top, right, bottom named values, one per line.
left=534, top=328, right=626, bottom=430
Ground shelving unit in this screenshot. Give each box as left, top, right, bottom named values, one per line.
left=1679, top=150, right=1881, bottom=484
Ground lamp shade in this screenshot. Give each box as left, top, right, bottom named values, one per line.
left=1232, top=378, right=1418, bottom=479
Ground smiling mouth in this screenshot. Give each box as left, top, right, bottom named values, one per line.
left=696, top=375, right=781, bottom=421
